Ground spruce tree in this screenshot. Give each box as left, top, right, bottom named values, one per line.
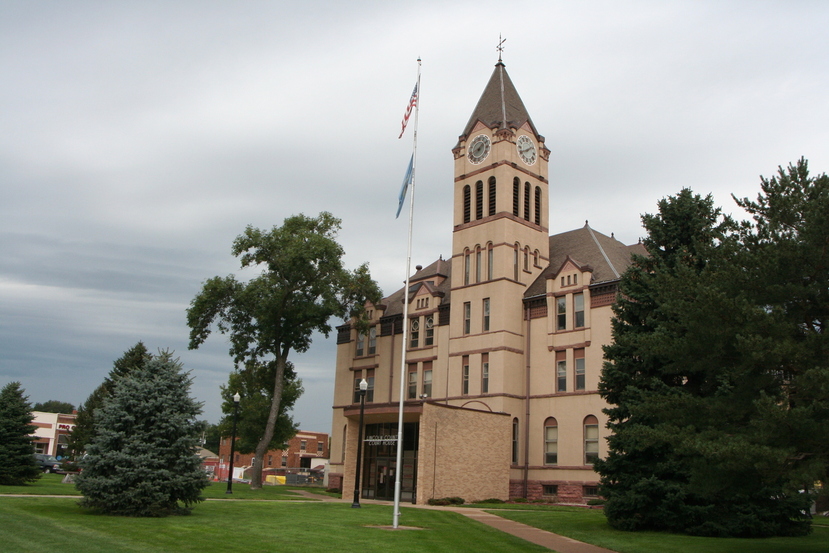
left=75, top=351, right=208, bottom=516
left=597, top=188, right=812, bottom=537
left=68, top=342, right=151, bottom=458
left=0, top=382, right=40, bottom=485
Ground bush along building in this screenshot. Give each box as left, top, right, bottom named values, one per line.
left=329, top=60, right=645, bottom=505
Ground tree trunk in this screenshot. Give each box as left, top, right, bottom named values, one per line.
left=250, top=351, right=288, bottom=490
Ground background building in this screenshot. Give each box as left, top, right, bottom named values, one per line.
left=329, top=60, right=645, bottom=505
left=32, top=411, right=76, bottom=458
left=217, top=431, right=329, bottom=484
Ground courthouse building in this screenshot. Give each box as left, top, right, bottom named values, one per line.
left=329, top=60, right=645, bottom=504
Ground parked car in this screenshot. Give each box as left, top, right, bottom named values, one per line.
left=34, top=454, right=62, bottom=473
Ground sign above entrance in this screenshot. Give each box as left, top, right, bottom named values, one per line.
left=365, top=435, right=398, bottom=446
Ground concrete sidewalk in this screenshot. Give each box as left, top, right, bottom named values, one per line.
left=293, top=491, right=616, bottom=553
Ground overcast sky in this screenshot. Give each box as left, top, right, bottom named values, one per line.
left=2, top=1, right=828, bottom=435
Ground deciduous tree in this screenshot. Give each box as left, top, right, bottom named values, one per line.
left=187, top=212, right=380, bottom=488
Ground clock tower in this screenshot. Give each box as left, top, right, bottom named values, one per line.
left=449, top=60, right=551, bottom=405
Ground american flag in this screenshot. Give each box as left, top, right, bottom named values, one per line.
left=398, top=83, right=418, bottom=139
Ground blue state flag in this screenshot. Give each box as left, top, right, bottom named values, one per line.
left=396, top=154, right=414, bottom=219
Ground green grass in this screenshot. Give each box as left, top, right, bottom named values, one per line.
left=0, top=497, right=549, bottom=553
left=0, top=474, right=333, bottom=501
left=489, top=506, right=829, bottom=553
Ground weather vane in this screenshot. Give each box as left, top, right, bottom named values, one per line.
left=497, top=34, right=506, bottom=62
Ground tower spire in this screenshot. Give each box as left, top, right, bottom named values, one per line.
left=497, top=34, right=506, bottom=63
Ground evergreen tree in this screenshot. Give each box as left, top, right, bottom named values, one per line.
left=0, top=382, right=40, bottom=485
left=597, top=187, right=812, bottom=537
left=68, top=342, right=151, bottom=457
left=75, top=351, right=208, bottom=516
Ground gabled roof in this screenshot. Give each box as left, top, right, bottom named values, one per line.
left=524, top=223, right=647, bottom=298
left=458, top=62, right=539, bottom=143
left=381, top=257, right=452, bottom=317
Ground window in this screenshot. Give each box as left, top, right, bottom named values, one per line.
left=524, top=247, right=529, bottom=271
left=574, top=293, right=585, bottom=328
left=475, top=180, right=483, bottom=220
left=544, top=417, right=558, bottom=465
left=482, top=353, right=489, bottom=394
left=410, top=317, right=419, bottom=348
left=281, top=456, right=287, bottom=467
left=557, top=297, right=566, bottom=331
left=422, top=362, right=432, bottom=397
left=487, top=243, right=494, bottom=280
left=512, top=177, right=520, bottom=216
left=462, top=356, right=469, bottom=395
left=556, top=351, right=567, bottom=392
left=584, top=486, right=599, bottom=498
left=318, top=441, right=324, bottom=453
left=300, top=440, right=307, bottom=451
left=534, top=186, right=542, bottom=225
left=268, top=455, right=273, bottom=466
left=425, top=315, right=434, bottom=346
left=464, top=251, right=470, bottom=285
left=488, top=176, right=496, bottom=216
left=476, top=247, right=482, bottom=283
left=407, top=365, right=418, bottom=399
left=366, top=369, right=375, bottom=402
left=512, top=418, right=519, bottom=464
left=463, top=302, right=471, bottom=335
left=524, top=182, right=531, bottom=220
left=368, top=326, right=376, bottom=355
left=575, top=349, right=585, bottom=391
left=513, top=246, right=519, bottom=281
left=463, top=185, right=471, bottom=223
left=483, top=298, right=490, bottom=331
left=353, top=374, right=363, bottom=403
left=543, top=485, right=558, bottom=497
left=355, top=332, right=364, bottom=357
left=584, top=415, right=599, bottom=465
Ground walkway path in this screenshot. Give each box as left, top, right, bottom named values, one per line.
left=292, top=491, right=616, bottom=553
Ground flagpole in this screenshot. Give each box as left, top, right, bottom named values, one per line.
left=393, top=57, right=420, bottom=529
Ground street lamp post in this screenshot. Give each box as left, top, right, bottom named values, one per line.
left=351, top=378, right=368, bottom=508
left=226, top=392, right=241, bottom=494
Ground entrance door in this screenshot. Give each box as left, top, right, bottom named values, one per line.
left=360, top=422, right=418, bottom=503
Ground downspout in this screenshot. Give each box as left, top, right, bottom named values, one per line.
left=523, top=302, right=531, bottom=499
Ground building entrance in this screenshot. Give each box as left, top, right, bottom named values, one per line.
left=361, top=422, right=418, bottom=502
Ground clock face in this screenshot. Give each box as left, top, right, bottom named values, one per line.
left=516, top=135, right=537, bottom=165
left=468, top=134, right=491, bottom=164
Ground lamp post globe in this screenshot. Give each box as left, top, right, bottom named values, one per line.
left=226, top=392, right=241, bottom=494
left=351, top=378, right=368, bottom=508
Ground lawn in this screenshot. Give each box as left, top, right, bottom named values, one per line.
left=0, top=497, right=548, bottom=553
left=487, top=505, right=829, bottom=553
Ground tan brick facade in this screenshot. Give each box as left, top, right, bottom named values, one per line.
left=330, top=61, right=644, bottom=505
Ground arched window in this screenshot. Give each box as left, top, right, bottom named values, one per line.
left=534, top=186, right=542, bottom=225
left=512, top=418, right=520, bottom=464
left=464, top=249, right=471, bottom=285
left=512, top=178, right=520, bottom=216
left=487, top=242, right=494, bottom=280
left=463, top=185, right=471, bottom=223
left=584, top=415, right=599, bottom=465
left=524, top=247, right=529, bottom=271
left=488, top=176, right=497, bottom=216
left=475, top=181, right=484, bottom=220
left=476, top=246, right=482, bottom=283
left=544, top=417, right=558, bottom=465
left=523, top=182, right=531, bottom=220
left=513, top=243, right=520, bottom=281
